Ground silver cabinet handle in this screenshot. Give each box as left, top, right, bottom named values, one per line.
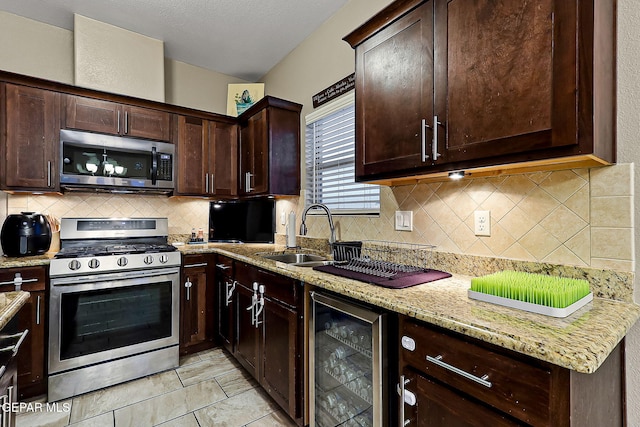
left=185, top=278, right=192, bottom=301
left=225, top=280, right=236, bottom=306
left=426, top=355, right=492, bottom=388
left=397, top=375, right=411, bottom=426
left=117, top=110, right=121, bottom=133
left=6, top=386, right=13, bottom=426
left=216, top=264, right=231, bottom=270
left=432, top=115, right=442, bottom=160
left=47, top=160, right=52, bottom=187
left=0, top=273, right=38, bottom=289
left=36, top=295, right=41, bottom=325
left=421, top=119, right=429, bottom=162
left=205, top=173, right=209, bottom=193
left=254, top=284, right=265, bottom=328
left=247, top=282, right=258, bottom=325
left=124, top=111, right=129, bottom=134
left=0, top=329, right=29, bottom=356
left=210, top=174, right=215, bottom=194
left=184, top=263, right=208, bottom=268
left=245, top=172, right=254, bottom=192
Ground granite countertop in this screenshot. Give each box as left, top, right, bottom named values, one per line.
left=181, top=243, right=640, bottom=374
left=0, top=291, right=31, bottom=330
left=3, top=244, right=639, bottom=374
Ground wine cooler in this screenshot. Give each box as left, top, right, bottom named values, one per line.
left=310, top=292, right=388, bottom=427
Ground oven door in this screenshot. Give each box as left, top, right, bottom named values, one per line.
left=48, top=267, right=180, bottom=375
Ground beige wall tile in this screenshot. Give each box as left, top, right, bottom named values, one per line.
left=539, top=169, right=588, bottom=202
left=519, top=225, right=562, bottom=260
left=591, top=227, right=634, bottom=261
left=591, top=163, right=633, bottom=197
left=591, top=196, right=633, bottom=228
left=539, top=206, right=588, bottom=242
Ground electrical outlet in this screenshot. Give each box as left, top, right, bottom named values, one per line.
left=474, top=210, right=491, bottom=236
left=395, top=211, right=413, bottom=231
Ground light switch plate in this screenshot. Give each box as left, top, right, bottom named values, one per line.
left=395, top=211, right=413, bottom=231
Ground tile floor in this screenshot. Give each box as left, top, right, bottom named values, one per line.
left=16, top=347, right=298, bottom=427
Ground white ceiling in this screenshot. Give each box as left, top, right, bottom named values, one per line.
left=0, top=0, right=349, bottom=81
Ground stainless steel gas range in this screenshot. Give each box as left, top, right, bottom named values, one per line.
left=48, top=217, right=181, bottom=402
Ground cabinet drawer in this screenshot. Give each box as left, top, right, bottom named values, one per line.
left=0, top=267, right=46, bottom=292
left=401, top=319, right=551, bottom=426
left=235, top=262, right=299, bottom=307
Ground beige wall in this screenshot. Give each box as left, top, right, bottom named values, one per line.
left=74, top=14, right=165, bottom=102
left=0, top=11, right=74, bottom=84
left=164, top=59, right=248, bottom=114
left=616, top=0, right=640, bottom=422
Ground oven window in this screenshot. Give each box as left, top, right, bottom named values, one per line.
left=60, top=281, right=172, bottom=360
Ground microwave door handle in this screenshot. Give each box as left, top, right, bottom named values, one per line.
left=151, top=146, right=158, bottom=185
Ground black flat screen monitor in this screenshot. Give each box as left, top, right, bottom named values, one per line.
left=208, top=199, right=275, bottom=243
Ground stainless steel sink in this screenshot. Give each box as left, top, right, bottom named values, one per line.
left=256, top=252, right=330, bottom=267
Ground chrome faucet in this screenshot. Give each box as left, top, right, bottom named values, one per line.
left=300, top=203, right=336, bottom=245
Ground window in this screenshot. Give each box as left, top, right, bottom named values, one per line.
left=305, top=93, right=380, bottom=214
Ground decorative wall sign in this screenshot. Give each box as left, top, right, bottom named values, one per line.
left=312, top=73, right=355, bottom=108
left=227, top=83, right=265, bottom=116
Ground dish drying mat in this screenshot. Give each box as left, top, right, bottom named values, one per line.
left=315, top=241, right=449, bottom=288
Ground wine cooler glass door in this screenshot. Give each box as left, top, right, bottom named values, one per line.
left=310, top=292, right=386, bottom=427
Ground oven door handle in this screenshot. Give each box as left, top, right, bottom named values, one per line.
left=51, top=267, right=180, bottom=286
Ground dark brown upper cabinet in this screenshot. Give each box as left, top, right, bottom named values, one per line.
left=175, top=115, right=238, bottom=197
left=64, top=94, right=172, bottom=142
left=1, top=83, right=60, bottom=192
left=238, top=96, right=302, bottom=197
left=344, top=0, right=616, bottom=184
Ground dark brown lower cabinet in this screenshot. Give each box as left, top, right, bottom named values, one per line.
left=0, top=266, right=48, bottom=400
left=398, top=316, right=624, bottom=427
left=180, top=254, right=216, bottom=355
left=230, top=261, right=304, bottom=426
left=215, top=256, right=235, bottom=354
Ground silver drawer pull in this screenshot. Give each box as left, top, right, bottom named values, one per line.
left=216, top=264, right=231, bottom=270
left=0, top=329, right=29, bottom=356
left=426, top=355, right=492, bottom=388
left=184, top=263, right=208, bottom=268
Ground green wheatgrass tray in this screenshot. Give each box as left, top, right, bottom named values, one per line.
left=468, top=271, right=593, bottom=318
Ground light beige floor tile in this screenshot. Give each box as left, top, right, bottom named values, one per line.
left=176, top=354, right=238, bottom=387
left=196, top=347, right=228, bottom=360
left=194, top=388, right=279, bottom=427
left=179, top=353, right=202, bottom=367
left=155, top=413, right=200, bottom=427
left=245, top=411, right=297, bottom=427
left=113, top=378, right=227, bottom=427
left=69, top=412, right=114, bottom=427
left=70, top=370, right=182, bottom=423
left=215, top=367, right=258, bottom=397
left=15, top=401, right=72, bottom=427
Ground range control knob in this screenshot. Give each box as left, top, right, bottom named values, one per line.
left=88, top=258, right=100, bottom=269
left=159, top=254, right=169, bottom=264
left=144, top=255, right=154, bottom=265
left=68, top=260, right=81, bottom=271
left=117, top=257, right=128, bottom=267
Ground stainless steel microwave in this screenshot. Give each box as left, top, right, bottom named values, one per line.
left=59, top=129, right=175, bottom=193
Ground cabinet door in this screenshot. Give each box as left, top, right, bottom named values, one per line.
left=123, top=105, right=171, bottom=142
left=180, top=258, right=214, bottom=354
left=216, top=265, right=235, bottom=353
left=3, top=84, right=59, bottom=190
left=261, top=298, right=300, bottom=420
left=353, top=2, right=434, bottom=178
left=0, top=266, right=47, bottom=400
left=239, top=109, right=269, bottom=195
left=402, top=369, right=522, bottom=426
left=65, top=95, right=121, bottom=135
left=435, top=0, right=576, bottom=165
left=210, top=121, right=238, bottom=197
left=177, top=116, right=209, bottom=195
left=235, top=282, right=260, bottom=378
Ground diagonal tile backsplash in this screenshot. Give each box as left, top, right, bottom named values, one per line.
left=286, top=164, right=634, bottom=272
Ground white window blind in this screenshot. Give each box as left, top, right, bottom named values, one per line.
left=305, top=94, right=380, bottom=214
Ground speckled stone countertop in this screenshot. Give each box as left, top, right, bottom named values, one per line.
left=180, top=243, right=640, bottom=374
left=0, top=291, right=30, bottom=330
left=2, top=243, right=639, bottom=373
